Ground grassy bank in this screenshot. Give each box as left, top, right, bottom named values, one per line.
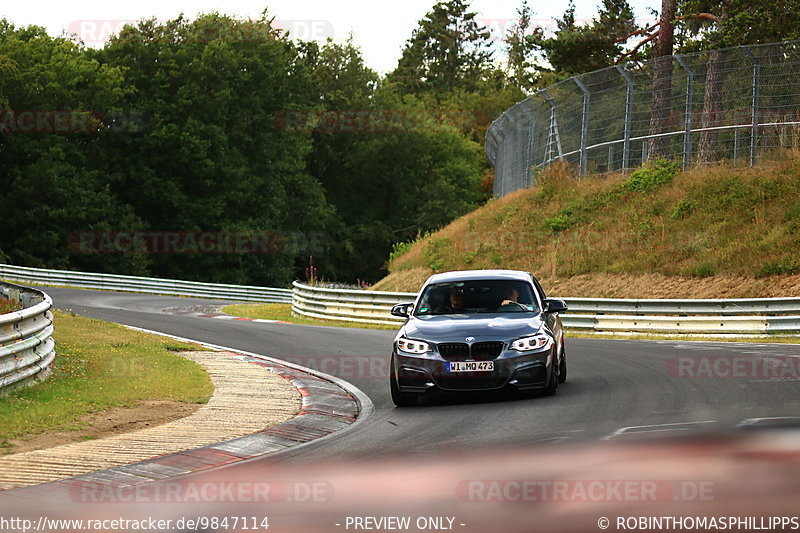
left=374, top=158, right=800, bottom=297
left=222, top=303, right=396, bottom=330
left=0, top=311, right=212, bottom=447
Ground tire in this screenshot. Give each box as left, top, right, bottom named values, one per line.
left=558, top=342, right=567, bottom=383
left=390, top=368, right=418, bottom=407
left=544, top=353, right=559, bottom=396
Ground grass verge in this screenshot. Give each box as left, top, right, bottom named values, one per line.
left=222, top=303, right=397, bottom=331
left=0, top=311, right=213, bottom=447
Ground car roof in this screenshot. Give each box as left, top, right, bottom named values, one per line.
left=423, top=269, right=533, bottom=285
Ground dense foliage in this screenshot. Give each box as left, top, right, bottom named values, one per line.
left=1, top=1, right=798, bottom=285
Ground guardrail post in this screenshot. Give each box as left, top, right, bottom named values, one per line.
left=741, top=46, right=760, bottom=167
left=573, top=77, right=590, bottom=177
left=615, top=65, right=634, bottom=173
left=674, top=55, right=694, bottom=169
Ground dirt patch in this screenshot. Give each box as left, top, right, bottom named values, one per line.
left=2, top=400, right=201, bottom=455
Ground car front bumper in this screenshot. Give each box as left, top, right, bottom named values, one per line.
left=392, top=346, right=555, bottom=393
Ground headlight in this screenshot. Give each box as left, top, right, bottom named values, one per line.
left=397, top=337, right=430, bottom=355
left=510, top=334, right=552, bottom=352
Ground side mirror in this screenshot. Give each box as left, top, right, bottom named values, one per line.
left=544, top=299, right=568, bottom=314
left=391, top=303, right=413, bottom=318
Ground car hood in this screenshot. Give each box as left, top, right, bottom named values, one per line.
left=401, top=313, right=544, bottom=343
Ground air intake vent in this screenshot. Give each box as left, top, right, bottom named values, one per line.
left=437, top=342, right=503, bottom=361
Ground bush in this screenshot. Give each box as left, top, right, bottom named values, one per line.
left=423, top=237, right=452, bottom=272
left=757, top=261, right=799, bottom=277
left=670, top=199, right=695, bottom=220
left=544, top=214, right=574, bottom=232
left=389, top=240, right=414, bottom=263
left=693, top=262, right=715, bottom=278
left=623, top=159, right=682, bottom=192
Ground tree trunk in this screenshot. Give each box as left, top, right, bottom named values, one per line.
left=697, top=7, right=730, bottom=163
left=697, top=49, right=725, bottom=162
left=648, top=0, right=676, bottom=160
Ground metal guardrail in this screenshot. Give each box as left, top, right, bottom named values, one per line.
left=0, top=282, right=56, bottom=393
left=292, top=282, right=415, bottom=326
left=3, top=266, right=796, bottom=335
left=0, top=264, right=292, bottom=303
left=291, top=282, right=800, bottom=335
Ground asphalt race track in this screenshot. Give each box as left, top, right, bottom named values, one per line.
left=44, top=286, right=800, bottom=462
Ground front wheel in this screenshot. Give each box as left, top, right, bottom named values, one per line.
left=390, top=368, right=418, bottom=407
left=558, top=343, right=567, bottom=383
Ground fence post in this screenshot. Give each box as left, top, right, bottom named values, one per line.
left=522, top=99, right=537, bottom=187
left=541, top=89, right=563, bottom=165
left=675, top=55, right=694, bottom=169
left=615, top=65, right=634, bottom=173
left=573, top=77, right=590, bottom=177
left=741, top=46, right=760, bottom=167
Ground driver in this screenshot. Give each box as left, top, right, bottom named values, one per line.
left=434, top=286, right=466, bottom=314
left=500, top=285, right=520, bottom=306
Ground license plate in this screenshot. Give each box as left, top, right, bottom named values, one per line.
left=446, top=361, right=494, bottom=372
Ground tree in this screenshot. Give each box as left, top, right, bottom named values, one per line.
left=623, top=0, right=800, bottom=161
left=95, top=14, right=334, bottom=284
left=648, top=0, right=678, bottom=158
left=0, top=20, right=146, bottom=274
left=303, top=35, right=378, bottom=110
left=537, top=0, right=637, bottom=76
left=388, top=0, right=494, bottom=94
left=320, top=94, right=484, bottom=281
left=677, top=0, right=800, bottom=161
left=504, top=0, right=544, bottom=90
left=301, top=36, right=485, bottom=281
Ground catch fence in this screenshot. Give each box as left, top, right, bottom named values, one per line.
left=486, top=41, right=800, bottom=195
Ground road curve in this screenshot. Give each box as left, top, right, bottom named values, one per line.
left=44, top=286, right=800, bottom=463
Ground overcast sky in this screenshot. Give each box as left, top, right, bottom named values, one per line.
left=2, top=0, right=660, bottom=73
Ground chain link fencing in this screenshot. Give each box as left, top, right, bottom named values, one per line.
left=486, top=40, right=800, bottom=196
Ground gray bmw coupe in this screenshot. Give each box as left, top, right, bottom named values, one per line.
left=389, top=270, right=567, bottom=406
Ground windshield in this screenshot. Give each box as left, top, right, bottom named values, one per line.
left=414, top=279, right=539, bottom=316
